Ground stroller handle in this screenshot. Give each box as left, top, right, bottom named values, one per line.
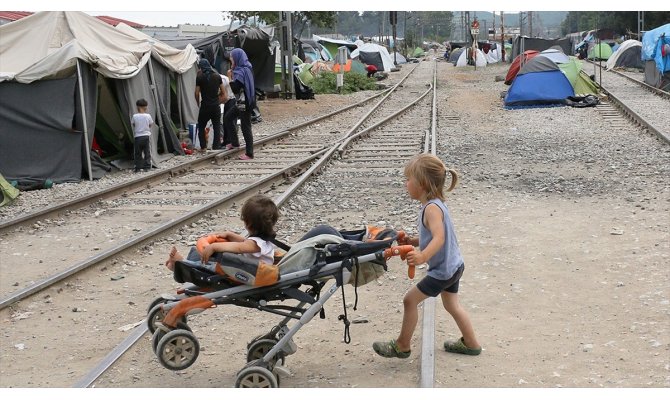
left=383, top=245, right=416, bottom=279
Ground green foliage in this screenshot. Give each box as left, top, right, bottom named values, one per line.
left=310, top=71, right=379, bottom=95
left=560, top=11, right=670, bottom=37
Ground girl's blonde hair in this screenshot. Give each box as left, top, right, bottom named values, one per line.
left=404, top=154, right=458, bottom=201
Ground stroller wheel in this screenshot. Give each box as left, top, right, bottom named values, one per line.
left=235, top=366, right=278, bottom=388
left=156, top=329, right=200, bottom=371
left=151, top=323, right=190, bottom=354
left=247, top=338, right=285, bottom=367
left=147, top=303, right=187, bottom=334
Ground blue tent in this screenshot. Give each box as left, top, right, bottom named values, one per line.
left=504, top=55, right=575, bottom=107
left=641, top=23, right=670, bottom=74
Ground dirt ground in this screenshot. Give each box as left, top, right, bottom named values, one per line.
left=1, top=61, right=668, bottom=396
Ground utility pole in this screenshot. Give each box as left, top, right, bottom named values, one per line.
left=500, top=12, right=505, bottom=63
left=278, top=11, right=294, bottom=99
left=529, top=11, right=533, bottom=37
left=390, top=11, right=398, bottom=65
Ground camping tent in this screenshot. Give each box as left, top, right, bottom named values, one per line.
left=511, top=36, right=571, bottom=59
left=300, top=39, right=333, bottom=62
left=312, top=35, right=357, bottom=61
left=641, top=23, right=670, bottom=89
left=606, top=40, right=643, bottom=70
left=390, top=51, right=407, bottom=64
left=0, top=173, right=19, bottom=208
left=557, top=56, right=599, bottom=96
left=456, top=48, right=487, bottom=67
left=350, top=42, right=396, bottom=72
left=505, top=50, right=540, bottom=85
left=449, top=47, right=465, bottom=65
left=539, top=48, right=570, bottom=64
left=587, top=43, right=613, bottom=60
left=504, top=55, right=575, bottom=107
left=412, top=47, right=426, bottom=57
left=0, top=11, right=196, bottom=186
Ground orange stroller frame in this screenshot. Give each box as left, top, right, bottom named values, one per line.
left=147, top=226, right=413, bottom=388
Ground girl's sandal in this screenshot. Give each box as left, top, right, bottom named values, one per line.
left=443, top=337, right=482, bottom=355
left=372, top=339, right=411, bottom=359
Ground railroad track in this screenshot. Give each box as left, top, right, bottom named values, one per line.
left=586, top=60, right=670, bottom=143
left=1, top=60, right=443, bottom=388
left=0, top=64, right=421, bottom=309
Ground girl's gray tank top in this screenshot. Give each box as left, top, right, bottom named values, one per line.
left=418, top=199, right=463, bottom=280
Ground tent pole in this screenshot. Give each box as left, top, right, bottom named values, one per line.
left=148, top=57, right=169, bottom=153
left=76, top=60, right=94, bottom=181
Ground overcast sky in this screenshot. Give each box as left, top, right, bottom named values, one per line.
left=20, top=1, right=661, bottom=27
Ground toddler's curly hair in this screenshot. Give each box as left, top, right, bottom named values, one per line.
left=241, top=194, right=279, bottom=238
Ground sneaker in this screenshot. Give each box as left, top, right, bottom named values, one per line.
left=239, top=154, right=253, bottom=160
left=226, top=144, right=239, bottom=150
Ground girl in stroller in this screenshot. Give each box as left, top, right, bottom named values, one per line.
left=165, top=194, right=279, bottom=270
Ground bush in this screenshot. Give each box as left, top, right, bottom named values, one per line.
left=311, top=71, right=380, bottom=94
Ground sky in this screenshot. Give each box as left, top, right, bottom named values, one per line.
left=16, top=0, right=663, bottom=27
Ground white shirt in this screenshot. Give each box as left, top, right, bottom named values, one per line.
left=244, top=237, right=275, bottom=265
left=220, top=74, right=235, bottom=101
left=131, top=113, right=153, bottom=137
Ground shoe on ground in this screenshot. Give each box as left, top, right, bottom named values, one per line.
left=372, top=339, right=410, bottom=359
left=239, top=154, right=253, bottom=160
left=443, top=337, right=481, bottom=355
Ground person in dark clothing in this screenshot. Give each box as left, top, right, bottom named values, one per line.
left=223, top=48, right=256, bottom=160
left=195, top=58, right=225, bottom=152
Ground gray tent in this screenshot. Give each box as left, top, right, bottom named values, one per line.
left=0, top=11, right=198, bottom=186
left=606, top=40, right=643, bottom=70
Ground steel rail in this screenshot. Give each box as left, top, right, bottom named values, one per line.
left=587, top=60, right=670, bottom=144
left=0, top=150, right=327, bottom=310
left=598, top=86, right=670, bottom=144
left=0, top=88, right=393, bottom=233
left=419, top=60, right=438, bottom=389
left=72, top=63, right=430, bottom=389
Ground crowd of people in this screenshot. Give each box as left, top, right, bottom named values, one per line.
left=193, top=48, right=256, bottom=160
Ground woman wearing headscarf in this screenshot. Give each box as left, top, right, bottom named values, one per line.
left=195, top=58, right=225, bottom=152
left=223, top=48, right=256, bottom=160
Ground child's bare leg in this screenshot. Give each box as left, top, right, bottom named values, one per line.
left=164, top=246, right=184, bottom=271
left=440, top=291, right=480, bottom=349
left=396, top=286, right=429, bottom=352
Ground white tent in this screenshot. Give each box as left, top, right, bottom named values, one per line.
left=606, top=39, right=642, bottom=70
left=456, top=48, right=487, bottom=67
left=350, top=42, right=396, bottom=72
left=0, top=11, right=198, bottom=184
left=539, top=48, right=570, bottom=64
left=485, top=49, right=501, bottom=64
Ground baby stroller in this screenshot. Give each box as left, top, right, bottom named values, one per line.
left=147, top=225, right=414, bottom=388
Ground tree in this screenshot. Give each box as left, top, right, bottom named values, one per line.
left=560, top=11, right=670, bottom=38
left=227, top=11, right=336, bottom=37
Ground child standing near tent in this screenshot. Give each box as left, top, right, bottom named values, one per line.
left=131, top=98, right=153, bottom=172
left=372, top=154, right=481, bottom=359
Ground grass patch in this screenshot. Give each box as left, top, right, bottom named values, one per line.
left=311, top=71, right=380, bottom=94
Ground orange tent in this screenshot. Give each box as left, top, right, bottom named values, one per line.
left=505, top=50, right=540, bottom=85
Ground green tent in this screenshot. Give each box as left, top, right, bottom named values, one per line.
left=588, top=43, right=613, bottom=61
left=558, top=56, right=599, bottom=96
left=412, top=47, right=426, bottom=57
left=0, top=173, right=20, bottom=207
